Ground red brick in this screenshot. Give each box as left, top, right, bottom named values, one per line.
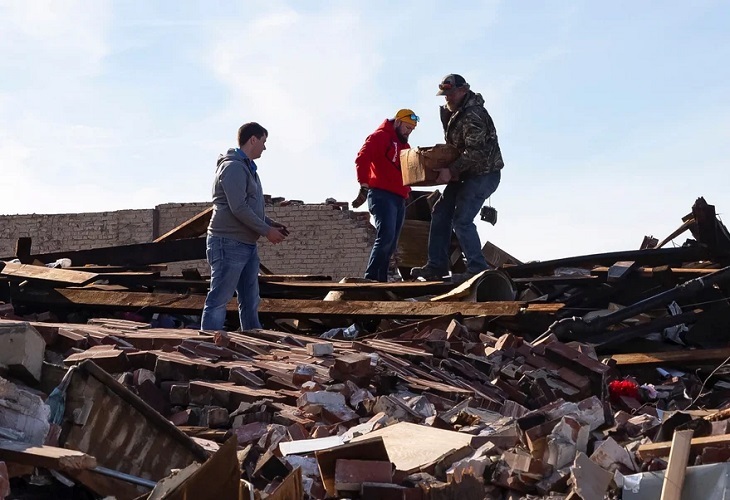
left=335, top=459, right=392, bottom=492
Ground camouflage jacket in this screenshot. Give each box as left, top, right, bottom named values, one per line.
left=440, top=91, right=504, bottom=177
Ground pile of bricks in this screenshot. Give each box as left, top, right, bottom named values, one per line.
left=5, top=312, right=730, bottom=498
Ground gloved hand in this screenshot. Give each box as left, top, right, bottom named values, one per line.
left=351, top=186, right=369, bottom=208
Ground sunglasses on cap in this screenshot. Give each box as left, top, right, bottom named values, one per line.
left=407, top=113, right=420, bottom=122
left=439, top=83, right=463, bottom=91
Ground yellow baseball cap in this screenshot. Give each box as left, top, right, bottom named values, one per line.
left=394, top=109, right=419, bottom=126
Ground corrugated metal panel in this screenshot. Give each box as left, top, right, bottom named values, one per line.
left=60, top=361, right=207, bottom=487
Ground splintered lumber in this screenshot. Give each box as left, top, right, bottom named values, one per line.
left=637, top=433, right=730, bottom=461
left=608, top=348, right=730, bottom=366
left=12, top=288, right=563, bottom=319
left=0, top=439, right=97, bottom=471
left=660, top=430, right=693, bottom=500
left=154, top=206, right=213, bottom=242
left=0, top=262, right=98, bottom=285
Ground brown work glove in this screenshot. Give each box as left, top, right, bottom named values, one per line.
left=351, top=186, right=369, bottom=208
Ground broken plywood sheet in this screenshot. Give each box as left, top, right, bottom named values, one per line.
left=351, top=422, right=474, bottom=474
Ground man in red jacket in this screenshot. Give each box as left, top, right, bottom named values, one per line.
left=355, top=109, right=418, bottom=281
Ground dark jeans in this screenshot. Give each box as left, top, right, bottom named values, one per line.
left=365, top=188, right=406, bottom=282
left=201, top=235, right=262, bottom=331
left=427, top=171, right=501, bottom=274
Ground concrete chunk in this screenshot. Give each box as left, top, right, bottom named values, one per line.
left=307, top=342, right=334, bottom=357
left=0, top=376, right=50, bottom=445
left=297, top=390, right=346, bottom=409
left=0, top=320, right=45, bottom=384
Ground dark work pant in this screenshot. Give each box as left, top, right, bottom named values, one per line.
left=365, top=188, right=406, bottom=282
left=427, top=171, right=501, bottom=274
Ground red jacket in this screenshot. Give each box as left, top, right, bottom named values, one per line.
left=355, top=119, right=411, bottom=199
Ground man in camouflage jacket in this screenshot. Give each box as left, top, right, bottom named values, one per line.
left=411, top=74, right=504, bottom=281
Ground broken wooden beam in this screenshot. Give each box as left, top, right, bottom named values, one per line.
left=607, top=348, right=730, bottom=367
left=0, top=262, right=98, bottom=286
left=8, top=237, right=206, bottom=267
left=12, top=287, right=563, bottom=319
left=0, top=439, right=97, bottom=471
left=660, top=429, right=693, bottom=500
left=637, top=433, right=730, bottom=461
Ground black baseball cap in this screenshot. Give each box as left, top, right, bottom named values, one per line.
left=436, top=74, right=468, bottom=95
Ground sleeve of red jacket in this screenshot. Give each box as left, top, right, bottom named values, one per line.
left=355, top=129, right=389, bottom=184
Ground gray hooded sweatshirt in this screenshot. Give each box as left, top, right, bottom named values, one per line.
left=207, top=148, right=272, bottom=244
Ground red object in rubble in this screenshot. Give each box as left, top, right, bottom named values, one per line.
left=608, top=379, right=640, bottom=402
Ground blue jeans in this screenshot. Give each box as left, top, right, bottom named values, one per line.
left=365, top=188, right=406, bottom=282
left=201, top=235, right=262, bottom=331
left=427, top=171, right=501, bottom=274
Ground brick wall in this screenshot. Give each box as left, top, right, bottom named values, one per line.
left=0, top=209, right=153, bottom=257
left=259, top=204, right=374, bottom=278
left=0, top=201, right=375, bottom=281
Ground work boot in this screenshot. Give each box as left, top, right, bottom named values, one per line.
left=450, top=268, right=490, bottom=283
left=410, top=266, right=447, bottom=281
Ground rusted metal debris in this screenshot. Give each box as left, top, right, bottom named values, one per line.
left=2, top=197, right=730, bottom=498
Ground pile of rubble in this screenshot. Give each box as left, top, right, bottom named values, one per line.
left=2, top=197, right=730, bottom=499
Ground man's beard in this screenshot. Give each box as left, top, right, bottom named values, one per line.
left=446, top=101, right=458, bottom=112
left=396, top=129, right=409, bottom=143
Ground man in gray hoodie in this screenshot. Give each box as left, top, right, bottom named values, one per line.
left=201, top=122, right=288, bottom=331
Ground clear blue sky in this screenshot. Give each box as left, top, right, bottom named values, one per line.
left=1, top=1, right=728, bottom=261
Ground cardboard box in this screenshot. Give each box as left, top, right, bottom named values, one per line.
left=400, top=144, right=460, bottom=186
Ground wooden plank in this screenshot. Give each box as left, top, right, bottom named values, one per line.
left=261, top=280, right=455, bottom=292
left=154, top=206, right=212, bottom=242
left=14, top=237, right=206, bottom=266
left=608, top=348, right=730, bottom=366
left=259, top=274, right=333, bottom=282
left=0, top=262, right=98, bottom=285
left=660, top=429, right=693, bottom=500
left=13, top=288, right=563, bottom=319
left=637, top=433, right=730, bottom=461
left=0, top=439, right=97, bottom=471
left=259, top=299, right=561, bottom=319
